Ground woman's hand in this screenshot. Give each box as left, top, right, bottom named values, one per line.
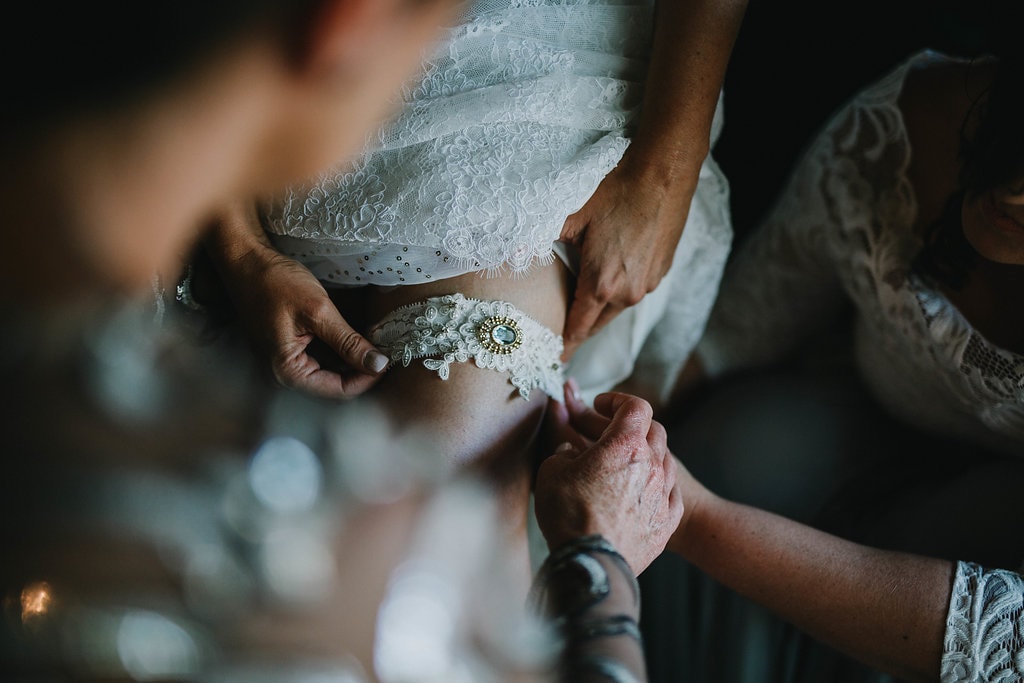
left=558, top=150, right=698, bottom=361
left=236, top=251, right=388, bottom=399
left=534, top=379, right=683, bottom=575
left=204, top=202, right=389, bottom=400
left=558, top=0, right=748, bottom=361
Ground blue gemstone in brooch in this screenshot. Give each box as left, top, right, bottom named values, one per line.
left=478, top=316, right=523, bottom=354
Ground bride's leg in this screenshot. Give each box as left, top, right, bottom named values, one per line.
left=350, top=261, right=572, bottom=591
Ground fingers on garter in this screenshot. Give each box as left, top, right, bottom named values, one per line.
left=542, top=397, right=581, bottom=453
left=592, top=393, right=655, bottom=461
left=326, top=326, right=388, bottom=376
left=564, top=384, right=612, bottom=443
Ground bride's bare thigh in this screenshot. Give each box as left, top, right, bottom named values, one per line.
left=324, top=261, right=570, bottom=597
left=352, top=260, right=571, bottom=513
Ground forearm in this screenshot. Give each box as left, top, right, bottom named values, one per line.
left=625, top=0, right=747, bottom=182
left=530, top=536, right=648, bottom=683
left=671, top=494, right=954, bottom=682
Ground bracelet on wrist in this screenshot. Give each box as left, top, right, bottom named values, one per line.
left=528, top=534, right=639, bottom=619
left=174, top=263, right=206, bottom=312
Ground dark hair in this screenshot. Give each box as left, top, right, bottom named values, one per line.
left=914, top=39, right=1024, bottom=289
left=0, top=2, right=322, bottom=137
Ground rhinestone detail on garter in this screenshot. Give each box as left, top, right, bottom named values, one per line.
left=368, top=293, right=564, bottom=401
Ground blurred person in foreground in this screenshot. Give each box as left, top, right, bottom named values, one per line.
left=0, top=1, right=681, bottom=681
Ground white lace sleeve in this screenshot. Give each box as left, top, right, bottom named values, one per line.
left=696, top=55, right=920, bottom=378
left=942, top=561, right=1024, bottom=682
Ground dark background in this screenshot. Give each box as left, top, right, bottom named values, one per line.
left=712, top=0, right=1000, bottom=241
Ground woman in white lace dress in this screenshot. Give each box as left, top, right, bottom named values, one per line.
left=200, top=0, right=745, bottom=586
left=647, top=41, right=1024, bottom=682
left=687, top=54, right=1024, bottom=456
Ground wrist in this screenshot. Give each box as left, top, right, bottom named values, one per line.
left=202, top=201, right=277, bottom=270
left=529, top=535, right=646, bottom=681
left=204, top=221, right=280, bottom=282
left=620, top=133, right=706, bottom=192
left=530, top=535, right=638, bottom=615
left=666, top=484, right=717, bottom=559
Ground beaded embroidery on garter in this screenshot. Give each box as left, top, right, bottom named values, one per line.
left=369, top=293, right=564, bottom=400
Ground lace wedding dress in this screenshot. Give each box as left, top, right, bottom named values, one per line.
left=261, top=0, right=733, bottom=404
left=695, top=49, right=1024, bottom=680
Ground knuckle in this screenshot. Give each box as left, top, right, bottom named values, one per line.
left=270, top=363, right=299, bottom=389
left=663, top=459, right=677, bottom=488
left=591, top=281, right=615, bottom=304
left=647, top=270, right=667, bottom=294
left=306, top=297, right=337, bottom=321
left=651, top=423, right=667, bottom=456
left=624, top=284, right=647, bottom=306
left=648, top=420, right=667, bottom=446
left=622, top=395, right=654, bottom=421
left=334, top=330, right=366, bottom=357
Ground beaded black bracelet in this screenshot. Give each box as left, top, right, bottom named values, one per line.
left=571, top=614, right=643, bottom=642
left=528, top=534, right=639, bottom=619
left=571, top=654, right=644, bottom=683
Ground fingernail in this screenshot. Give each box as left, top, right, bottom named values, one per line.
left=555, top=441, right=574, bottom=453
left=567, top=377, right=582, bottom=402
left=363, top=350, right=389, bottom=374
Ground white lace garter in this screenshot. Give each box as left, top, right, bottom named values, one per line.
left=369, top=293, right=564, bottom=401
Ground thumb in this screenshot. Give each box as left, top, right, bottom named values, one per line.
left=316, top=312, right=389, bottom=376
